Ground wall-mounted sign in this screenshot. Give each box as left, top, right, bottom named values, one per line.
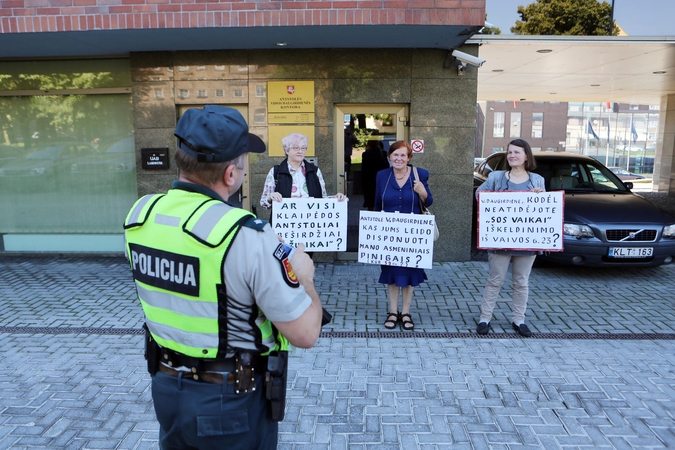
left=268, top=125, right=315, bottom=157
left=267, top=81, right=315, bottom=124
left=141, top=148, right=169, bottom=170
left=411, top=139, right=425, bottom=153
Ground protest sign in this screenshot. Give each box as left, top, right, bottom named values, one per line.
left=272, top=198, right=347, bottom=251
left=477, top=191, right=564, bottom=251
left=358, top=211, right=434, bottom=269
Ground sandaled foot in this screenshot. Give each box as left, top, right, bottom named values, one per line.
left=384, top=312, right=399, bottom=329
left=400, top=313, right=414, bottom=331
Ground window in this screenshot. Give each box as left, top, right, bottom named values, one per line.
left=492, top=147, right=503, bottom=154
left=153, top=88, right=164, bottom=100
left=254, top=108, right=266, bottom=123
left=197, top=89, right=207, bottom=98
left=510, top=112, right=521, bottom=138
left=532, top=147, right=542, bottom=152
left=532, top=113, right=543, bottom=138
left=233, top=89, right=244, bottom=98
left=178, top=89, right=189, bottom=99
left=493, top=112, right=505, bottom=138
left=215, top=89, right=224, bottom=98
left=255, top=85, right=266, bottom=98
left=0, top=59, right=136, bottom=240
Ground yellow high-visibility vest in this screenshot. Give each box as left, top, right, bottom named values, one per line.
left=124, top=189, right=288, bottom=358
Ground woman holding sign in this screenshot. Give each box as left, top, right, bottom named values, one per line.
left=475, top=139, right=545, bottom=337
left=260, top=133, right=347, bottom=208
left=374, top=140, right=433, bottom=331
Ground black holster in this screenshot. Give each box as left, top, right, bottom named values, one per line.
left=143, top=323, right=159, bottom=376
left=265, top=350, right=288, bottom=421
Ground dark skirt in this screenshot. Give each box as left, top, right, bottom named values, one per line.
left=378, top=265, right=427, bottom=287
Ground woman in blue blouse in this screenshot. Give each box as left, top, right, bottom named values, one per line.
left=374, top=141, right=433, bottom=331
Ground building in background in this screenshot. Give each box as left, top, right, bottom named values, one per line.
left=0, top=1, right=487, bottom=261
left=478, top=101, right=659, bottom=175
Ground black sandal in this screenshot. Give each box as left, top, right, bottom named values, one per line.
left=384, top=312, right=399, bottom=329
left=400, top=313, right=414, bottom=331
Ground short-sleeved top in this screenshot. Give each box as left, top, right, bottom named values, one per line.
left=177, top=181, right=312, bottom=325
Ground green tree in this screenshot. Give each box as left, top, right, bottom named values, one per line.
left=511, top=0, right=622, bottom=36
left=481, top=24, right=501, bottom=35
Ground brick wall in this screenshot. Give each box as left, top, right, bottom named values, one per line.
left=0, top=1, right=485, bottom=33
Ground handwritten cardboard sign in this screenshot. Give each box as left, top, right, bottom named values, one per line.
left=477, top=191, right=564, bottom=251
left=358, top=211, right=435, bottom=269
left=272, top=198, right=347, bottom=251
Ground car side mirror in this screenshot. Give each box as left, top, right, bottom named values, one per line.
left=624, top=181, right=633, bottom=190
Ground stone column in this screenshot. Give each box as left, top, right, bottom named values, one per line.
left=654, top=94, right=675, bottom=194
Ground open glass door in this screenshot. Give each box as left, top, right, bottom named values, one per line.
left=334, top=104, right=409, bottom=258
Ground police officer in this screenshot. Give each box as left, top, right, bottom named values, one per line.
left=124, top=105, right=323, bottom=450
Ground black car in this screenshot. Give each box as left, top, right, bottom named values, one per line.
left=474, top=152, right=675, bottom=267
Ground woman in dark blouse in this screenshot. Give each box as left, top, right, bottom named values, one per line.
left=374, top=140, right=433, bottom=331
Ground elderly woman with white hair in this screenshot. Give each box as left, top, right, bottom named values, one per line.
left=260, top=133, right=347, bottom=208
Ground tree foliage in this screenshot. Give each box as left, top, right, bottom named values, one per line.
left=511, top=0, right=622, bottom=36
left=481, top=24, right=501, bottom=35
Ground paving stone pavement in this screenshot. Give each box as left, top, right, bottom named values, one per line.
left=1, top=255, right=674, bottom=449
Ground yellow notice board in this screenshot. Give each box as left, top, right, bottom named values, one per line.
left=267, top=81, right=315, bottom=124
left=268, top=126, right=315, bottom=157
left=268, top=112, right=315, bottom=124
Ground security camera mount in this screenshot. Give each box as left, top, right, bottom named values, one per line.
left=451, top=49, right=486, bottom=75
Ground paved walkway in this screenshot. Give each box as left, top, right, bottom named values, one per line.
left=1, top=255, right=674, bottom=449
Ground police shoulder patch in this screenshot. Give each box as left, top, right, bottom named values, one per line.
left=273, top=243, right=299, bottom=287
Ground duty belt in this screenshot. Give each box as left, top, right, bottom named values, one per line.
left=157, top=346, right=267, bottom=394
left=158, top=364, right=236, bottom=384
left=159, top=346, right=267, bottom=372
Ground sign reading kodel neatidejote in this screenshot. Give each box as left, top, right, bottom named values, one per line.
left=477, top=191, right=564, bottom=251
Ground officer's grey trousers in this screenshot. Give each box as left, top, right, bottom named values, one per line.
left=152, top=371, right=277, bottom=450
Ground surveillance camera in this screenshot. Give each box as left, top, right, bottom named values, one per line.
left=451, top=50, right=486, bottom=68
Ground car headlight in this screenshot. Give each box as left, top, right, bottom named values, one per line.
left=564, top=223, right=594, bottom=238
left=663, top=224, right=675, bottom=238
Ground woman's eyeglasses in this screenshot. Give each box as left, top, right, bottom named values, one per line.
left=289, top=146, right=308, bottom=152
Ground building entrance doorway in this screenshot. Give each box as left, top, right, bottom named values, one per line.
left=334, top=105, right=408, bottom=257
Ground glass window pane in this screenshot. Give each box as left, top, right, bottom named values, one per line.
left=510, top=112, right=521, bottom=138
left=493, top=112, right=504, bottom=137
left=0, top=59, right=131, bottom=90
left=0, top=94, right=137, bottom=233
left=532, top=113, right=543, bottom=138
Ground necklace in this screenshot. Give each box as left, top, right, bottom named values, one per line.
left=394, top=168, right=408, bottom=180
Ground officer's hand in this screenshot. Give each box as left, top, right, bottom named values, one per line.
left=290, top=243, right=314, bottom=286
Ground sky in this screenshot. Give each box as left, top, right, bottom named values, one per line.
left=486, top=0, right=674, bottom=36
